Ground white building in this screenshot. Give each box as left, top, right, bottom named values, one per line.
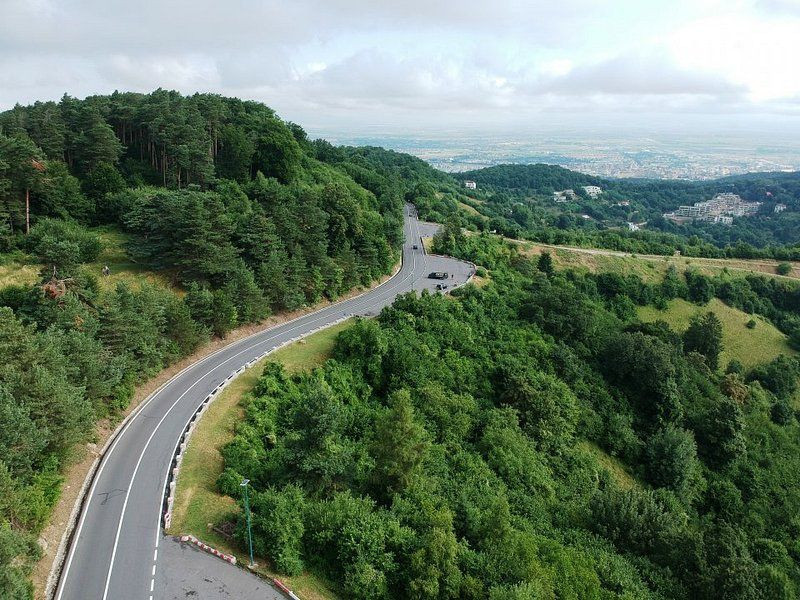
left=583, top=185, right=603, bottom=199
left=627, top=222, right=640, bottom=231
left=553, top=189, right=577, bottom=203
left=775, top=203, right=787, bottom=213
left=464, top=180, right=477, bottom=190
left=663, top=193, right=761, bottom=225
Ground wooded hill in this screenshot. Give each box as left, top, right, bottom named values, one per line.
left=218, top=228, right=800, bottom=599
left=1, top=90, right=799, bottom=599
left=0, top=90, right=448, bottom=599
left=449, top=164, right=800, bottom=256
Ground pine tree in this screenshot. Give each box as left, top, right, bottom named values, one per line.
left=537, top=251, right=554, bottom=275
left=371, top=389, right=429, bottom=498
left=683, top=312, right=723, bottom=370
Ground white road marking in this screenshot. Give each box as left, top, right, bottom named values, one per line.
left=61, top=208, right=458, bottom=600
left=109, top=212, right=422, bottom=598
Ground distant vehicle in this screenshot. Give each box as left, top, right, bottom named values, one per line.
left=435, top=283, right=443, bottom=290
left=428, top=272, right=449, bottom=280
left=412, top=244, right=418, bottom=249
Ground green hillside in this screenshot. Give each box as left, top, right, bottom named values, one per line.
left=215, top=229, right=800, bottom=599
left=0, top=90, right=454, bottom=599
left=638, top=298, right=795, bottom=369
left=440, top=163, right=800, bottom=260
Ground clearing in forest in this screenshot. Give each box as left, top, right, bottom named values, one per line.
left=637, top=298, right=795, bottom=369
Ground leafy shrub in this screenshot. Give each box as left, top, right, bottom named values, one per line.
left=26, top=219, right=101, bottom=268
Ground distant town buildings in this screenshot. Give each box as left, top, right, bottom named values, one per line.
left=582, top=185, right=603, bottom=199
left=553, top=189, right=577, bottom=202
left=464, top=180, right=477, bottom=190
left=627, top=222, right=640, bottom=231
left=775, top=203, right=787, bottom=213
left=615, top=200, right=630, bottom=207
left=663, top=193, right=762, bottom=225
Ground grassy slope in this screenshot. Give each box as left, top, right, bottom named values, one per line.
left=452, top=196, right=800, bottom=281
left=88, top=228, right=178, bottom=292
left=0, top=226, right=177, bottom=293
left=579, top=441, right=640, bottom=491
left=638, top=298, right=795, bottom=369
left=168, top=320, right=354, bottom=600
left=0, top=255, right=40, bottom=288
left=457, top=200, right=481, bottom=216
left=519, top=240, right=800, bottom=283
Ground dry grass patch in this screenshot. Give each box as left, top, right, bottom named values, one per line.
left=518, top=240, right=800, bottom=282
left=0, top=260, right=41, bottom=288
left=87, top=228, right=177, bottom=292
left=457, top=201, right=482, bottom=217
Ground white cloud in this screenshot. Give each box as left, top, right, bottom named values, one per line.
left=534, top=53, right=745, bottom=97
left=0, top=0, right=798, bottom=131
left=667, top=12, right=800, bottom=102
left=755, top=0, right=800, bottom=16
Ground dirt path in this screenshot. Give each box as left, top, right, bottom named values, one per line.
left=506, top=236, right=800, bottom=281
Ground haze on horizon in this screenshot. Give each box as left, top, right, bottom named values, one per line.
left=2, top=0, right=800, bottom=140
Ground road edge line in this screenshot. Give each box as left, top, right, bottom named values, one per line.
left=161, top=316, right=351, bottom=531
left=46, top=250, right=405, bottom=600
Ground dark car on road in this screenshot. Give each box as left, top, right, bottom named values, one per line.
left=428, top=271, right=449, bottom=279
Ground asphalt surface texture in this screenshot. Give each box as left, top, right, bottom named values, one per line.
left=54, top=205, right=473, bottom=600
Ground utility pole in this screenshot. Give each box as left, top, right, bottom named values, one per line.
left=240, top=479, right=255, bottom=568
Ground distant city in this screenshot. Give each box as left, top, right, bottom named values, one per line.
left=318, top=128, right=800, bottom=181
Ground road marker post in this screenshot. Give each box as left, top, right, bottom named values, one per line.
left=240, top=479, right=256, bottom=568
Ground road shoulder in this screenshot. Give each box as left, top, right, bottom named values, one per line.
left=34, top=266, right=398, bottom=599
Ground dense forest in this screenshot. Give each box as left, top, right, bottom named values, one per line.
left=219, top=229, right=800, bottom=599
left=447, top=164, right=800, bottom=258
left=0, top=91, right=448, bottom=598
left=2, top=90, right=800, bottom=599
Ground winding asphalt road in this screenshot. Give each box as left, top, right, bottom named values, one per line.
left=54, top=205, right=473, bottom=600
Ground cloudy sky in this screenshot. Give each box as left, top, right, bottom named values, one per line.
left=2, top=0, right=799, bottom=134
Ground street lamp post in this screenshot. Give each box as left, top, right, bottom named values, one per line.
left=240, top=479, right=255, bottom=568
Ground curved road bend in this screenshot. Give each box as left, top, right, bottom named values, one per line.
left=55, top=205, right=474, bottom=600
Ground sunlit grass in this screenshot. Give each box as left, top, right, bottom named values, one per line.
left=85, top=227, right=178, bottom=292
left=0, top=259, right=41, bottom=288
left=638, top=298, right=795, bottom=369
left=579, top=441, right=640, bottom=491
